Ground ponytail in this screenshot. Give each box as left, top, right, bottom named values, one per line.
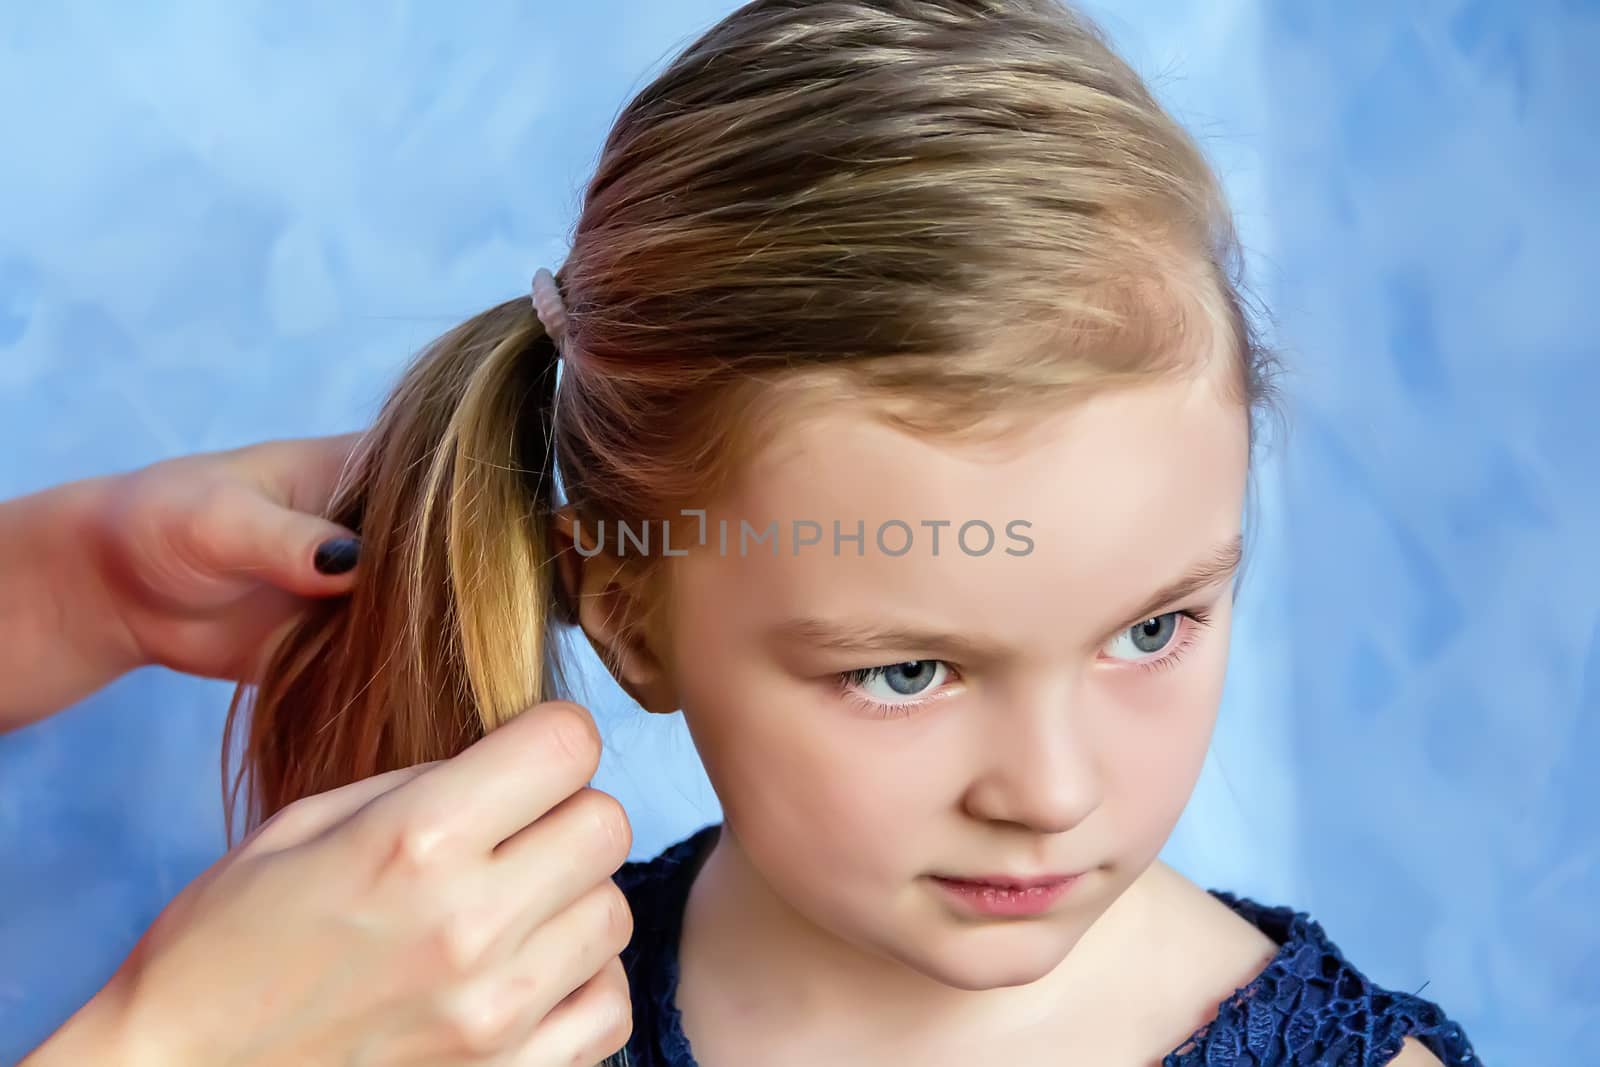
left=224, top=296, right=571, bottom=839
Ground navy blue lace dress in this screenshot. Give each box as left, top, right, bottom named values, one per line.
left=613, top=823, right=1483, bottom=1066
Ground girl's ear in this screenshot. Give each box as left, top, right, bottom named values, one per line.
left=549, top=508, right=680, bottom=715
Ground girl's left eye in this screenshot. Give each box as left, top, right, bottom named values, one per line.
left=1101, top=608, right=1212, bottom=672
left=835, top=660, right=954, bottom=718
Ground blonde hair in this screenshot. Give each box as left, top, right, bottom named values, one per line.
left=225, top=0, right=1277, bottom=833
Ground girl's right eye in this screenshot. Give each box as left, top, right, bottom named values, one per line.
left=1099, top=608, right=1213, bottom=673
left=834, top=659, right=956, bottom=718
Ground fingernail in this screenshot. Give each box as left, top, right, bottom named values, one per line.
left=313, top=537, right=361, bottom=575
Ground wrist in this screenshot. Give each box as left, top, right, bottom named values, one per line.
left=0, top=474, right=147, bottom=726
left=58, top=474, right=148, bottom=680
left=20, top=972, right=176, bottom=1067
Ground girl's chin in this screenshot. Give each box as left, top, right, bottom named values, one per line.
left=884, top=920, right=1086, bottom=990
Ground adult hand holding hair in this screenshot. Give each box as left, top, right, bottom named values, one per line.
left=23, top=700, right=636, bottom=1067
left=7, top=435, right=635, bottom=1065
left=0, top=433, right=366, bottom=730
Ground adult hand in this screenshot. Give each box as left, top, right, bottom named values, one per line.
left=88, top=433, right=366, bottom=683
left=25, top=701, right=635, bottom=1067
left=2, top=433, right=367, bottom=727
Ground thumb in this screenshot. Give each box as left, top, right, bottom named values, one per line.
left=207, top=488, right=362, bottom=598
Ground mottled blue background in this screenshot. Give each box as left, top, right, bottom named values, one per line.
left=2, top=2, right=1594, bottom=1062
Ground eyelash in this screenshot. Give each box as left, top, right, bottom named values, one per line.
left=832, top=607, right=1215, bottom=719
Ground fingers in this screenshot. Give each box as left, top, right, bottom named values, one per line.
left=183, top=480, right=361, bottom=598
left=452, top=879, right=633, bottom=1056
left=358, top=702, right=605, bottom=857
left=200, top=431, right=367, bottom=597
left=502, top=956, right=633, bottom=1067
left=488, top=788, right=633, bottom=947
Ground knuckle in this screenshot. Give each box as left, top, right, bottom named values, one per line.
left=595, top=882, right=634, bottom=951
left=573, top=788, right=630, bottom=861
left=430, top=909, right=493, bottom=977
left=441, top=986, right=518, bottom=1055
left=600, top=990, right=635, bottom=1054
left=585, top=973, right=634, bottom=1062
left=541, top=702, right=602, bottom=777
left=382, top=811, right=453, bottom=876
left=180, top=482, right=246, bottom=557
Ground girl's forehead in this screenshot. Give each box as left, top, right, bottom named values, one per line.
left=670, top=371, right=1250, bottom=646
left=736, top=369, right=1246, bottom=512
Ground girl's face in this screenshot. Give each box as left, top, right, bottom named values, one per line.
left=659, top=359, right=1250, bottom=991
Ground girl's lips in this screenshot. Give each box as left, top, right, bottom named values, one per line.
left=936, top=873, right=1081, bottom=890
left=929, top=874, right=1081, bottom=916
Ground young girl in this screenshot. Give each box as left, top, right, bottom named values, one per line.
left=228, top=1, right=1482, bottom=1063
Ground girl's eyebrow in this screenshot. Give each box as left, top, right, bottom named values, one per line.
left=771, top=617, right=1012, bottom=661
left=1116, top=533, right=1244, bottom=626
left=770, top=535, right=1244, bottom=660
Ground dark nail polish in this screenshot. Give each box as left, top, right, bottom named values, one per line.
left=314, top=537, right=361, bottom=575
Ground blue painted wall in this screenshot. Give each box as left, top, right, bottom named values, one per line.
left=3, top=3, right=1593, bottom=1061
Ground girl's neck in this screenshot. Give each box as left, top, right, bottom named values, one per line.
left=676, top=823, right=1135, bottom=1051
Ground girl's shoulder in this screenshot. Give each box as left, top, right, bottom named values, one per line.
left=1136, top=863, right=1481, bottom=1066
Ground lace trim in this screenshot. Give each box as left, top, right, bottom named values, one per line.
left=1162, top=893, right=1481, bottom=1066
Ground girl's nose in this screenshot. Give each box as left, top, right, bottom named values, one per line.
left=960, top=690, right=1104, bottom=835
